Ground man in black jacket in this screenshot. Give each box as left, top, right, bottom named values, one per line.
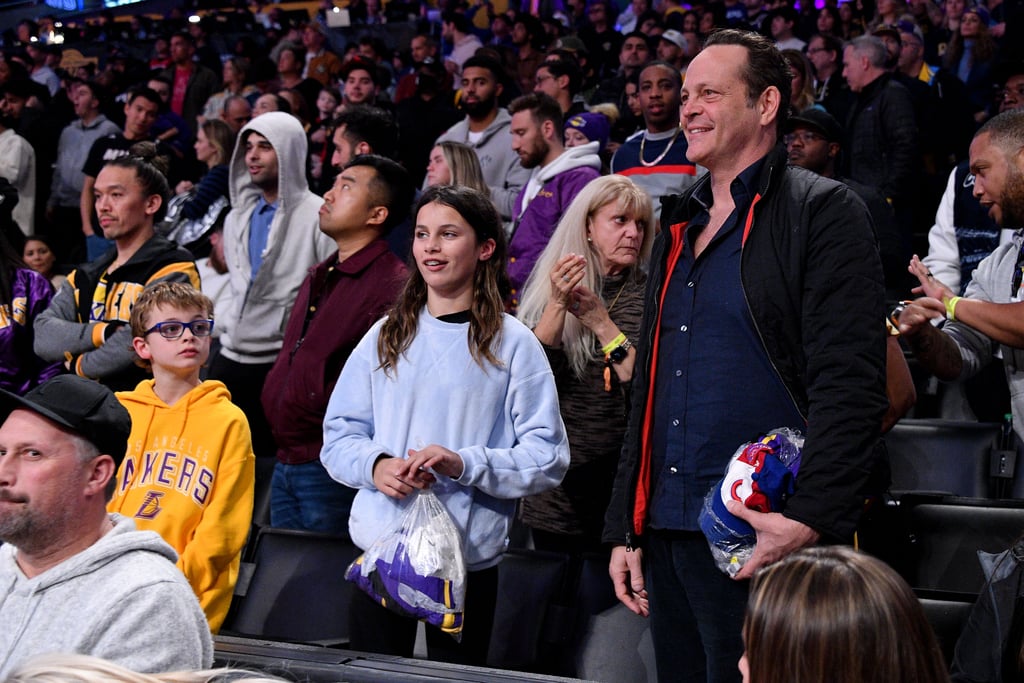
left=603, top=29, right=887, bottom=683
left=842, top=35, right=920, bottom=245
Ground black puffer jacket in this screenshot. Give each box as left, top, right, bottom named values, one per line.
left=603, top=145, right=888, bottom=547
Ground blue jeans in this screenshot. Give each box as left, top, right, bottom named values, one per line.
left=270, top=460, right=356, bottom=535
left=646, top=530, right=748, bottom=683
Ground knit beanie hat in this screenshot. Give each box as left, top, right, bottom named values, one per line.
left=564, top=112, right=611, bottom=152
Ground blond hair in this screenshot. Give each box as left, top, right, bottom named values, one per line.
left=517, top=175, right=653, bottom=379
left=4, top=653, right=285, bottom=683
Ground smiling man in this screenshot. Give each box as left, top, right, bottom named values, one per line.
left=0, top=375, right=212, bottom=676
left=604, top=30, right=886, bottom=683
left=211, top=112, right=334, bottom=460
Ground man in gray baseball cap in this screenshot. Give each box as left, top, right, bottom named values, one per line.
left=0, top=375, right=212, bottom=676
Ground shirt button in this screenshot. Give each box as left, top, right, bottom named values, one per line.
left=680, top=325, right=688, bottom=332
left=669, top=466, right=678, bottom=474
left=672, top=419, right=679, bottom=426
left=675, top=369, right=682, bottom=377
left=687, top=281, right=694, bottom=288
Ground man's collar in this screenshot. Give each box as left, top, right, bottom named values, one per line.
left=256, top=195, right=279, bottom=211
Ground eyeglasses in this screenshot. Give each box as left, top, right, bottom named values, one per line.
left=783, top=130, right=826, bottom=145
left=145, top=319, right=215, bottom=339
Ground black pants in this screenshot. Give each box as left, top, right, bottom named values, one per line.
left=349, top=564, right=498, bottom=666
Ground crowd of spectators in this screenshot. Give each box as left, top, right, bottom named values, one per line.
left=0, top=0, right=1023, bottom=680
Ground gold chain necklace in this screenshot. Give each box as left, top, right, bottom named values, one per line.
left=606, top=279, right=628, bottom=313
left=638, top=125, right=683, bottom=167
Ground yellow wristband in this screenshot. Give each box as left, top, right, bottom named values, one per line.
left=945, top=296, right=961, bottom=321
left=601, top=333, right=627, bottom=356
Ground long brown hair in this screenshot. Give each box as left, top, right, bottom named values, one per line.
left=377, top=185, right=509, bottom=376
left=745, top=546, right=949, bottom=683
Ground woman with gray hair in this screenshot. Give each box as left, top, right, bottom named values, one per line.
left=517, top=174, right=654, bottom=555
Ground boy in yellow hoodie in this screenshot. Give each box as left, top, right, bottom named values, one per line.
left=108, top=282, right=255, bottom=632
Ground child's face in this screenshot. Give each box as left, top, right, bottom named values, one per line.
left=414, top=202, right=495, bottom=311
left=316, top=90, right=338, bottom=117
left=133, top=304, right=212, bottom=374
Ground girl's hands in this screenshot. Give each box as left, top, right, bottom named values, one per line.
left=372, top=455, right=436, bottom=499
left=370, top=446, right=464, bottom=499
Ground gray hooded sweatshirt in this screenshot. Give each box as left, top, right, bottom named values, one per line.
left=0, top=514, right=213, bottom=677
left=220, top=111, right=335, bottom=364
left=435, top=108, right=532, bottom=222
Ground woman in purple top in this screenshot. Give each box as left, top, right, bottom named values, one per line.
left=0, top=229, right=60, bottom=394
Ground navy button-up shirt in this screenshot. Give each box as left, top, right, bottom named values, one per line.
left=649, top=158, right=805, bottom=531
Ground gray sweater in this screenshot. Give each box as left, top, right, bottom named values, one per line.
left=0, top=514, right=213, bottom=677
left=435, top=109, right=531, bottom=222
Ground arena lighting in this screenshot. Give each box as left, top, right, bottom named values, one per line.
left=189, top=14, right=201, bottom=22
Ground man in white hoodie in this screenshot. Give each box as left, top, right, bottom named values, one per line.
left=0, top=375, right=211, bottom=676
left=210, top=112, right=335, bottom=459
left=506, top=93, right=601, bottom=311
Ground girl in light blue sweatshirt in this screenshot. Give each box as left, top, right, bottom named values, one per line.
left=321, top=185, right=569, bottom=665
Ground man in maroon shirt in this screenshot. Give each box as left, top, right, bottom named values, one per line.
left=260, top=155, right=412, bottom=533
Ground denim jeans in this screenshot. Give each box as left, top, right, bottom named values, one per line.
left=270, top=460, right=356, bottom=535
left=646, top=530, right=748, bottom=683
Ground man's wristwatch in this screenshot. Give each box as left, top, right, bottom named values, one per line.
left=608, top=337, right=632, bottom=363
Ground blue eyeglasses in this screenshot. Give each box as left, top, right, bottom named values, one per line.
left=144, top=319, right=215, bottom=339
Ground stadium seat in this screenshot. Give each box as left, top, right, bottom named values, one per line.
left=222, top=527, right=361, bottom=645
left=885, top=419, right=1003, bottom=498
left=916, top=590, right=976, bottom=666
left=902, top=495, right=1024, bottom=594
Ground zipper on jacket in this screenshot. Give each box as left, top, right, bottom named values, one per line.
left=738, top=186, right=807, bottom=422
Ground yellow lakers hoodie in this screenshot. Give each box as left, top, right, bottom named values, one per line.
left=108, top=379, right=255, bottom=632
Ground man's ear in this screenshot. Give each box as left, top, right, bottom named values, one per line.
left=84, top=453, right=115, bottom=498
left=827, top=142, right=841, bottom=160
left=144, top=194, right=162, bottom=217
left=494, top=81, right=504, bottom=99
left=542, top=118, right=557, bottom=142
left=367, top=205, right=389, bottom=228
left=355, top=141, right=372, bottom=157
left=758, top=86, right=781, bottom=129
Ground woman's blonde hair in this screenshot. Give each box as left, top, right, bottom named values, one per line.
left=4, top=653, right=285, bottom=683
left=745, top=546, right=950, bottom=683
left=437, top=141, right=490, bottom=196
left=516, top=175, right=653, bottom=379
left=782, top=49, right=817, bottom=113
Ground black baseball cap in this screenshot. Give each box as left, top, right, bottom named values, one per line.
left=787, top=107, right=844, bottom=144
left=0, top=376, right=131, bottom=464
